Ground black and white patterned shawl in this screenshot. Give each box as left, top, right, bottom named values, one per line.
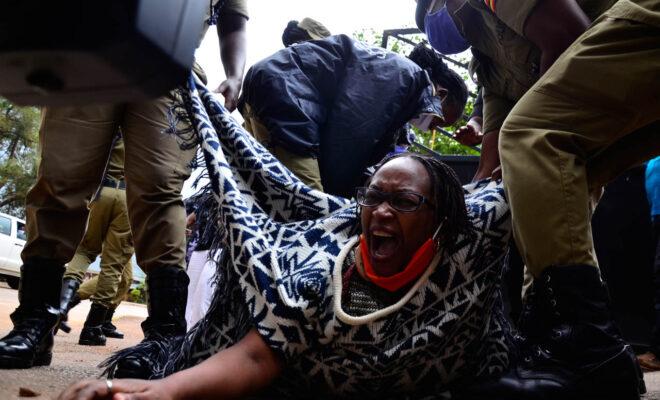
left=161, top=77, right=514, bottom=398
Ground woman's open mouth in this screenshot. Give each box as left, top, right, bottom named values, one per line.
left=369, top=229, right=400, bottom=261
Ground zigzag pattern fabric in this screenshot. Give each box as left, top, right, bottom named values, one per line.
left=168, top=78, right=514, bottom=397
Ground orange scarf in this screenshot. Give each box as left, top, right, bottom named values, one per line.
left=359, top=235, right=436, bottom=292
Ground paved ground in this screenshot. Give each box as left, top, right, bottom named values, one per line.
left=1, top=283, right=660, bottom=399
left=0, top=283, right=146, bottom=399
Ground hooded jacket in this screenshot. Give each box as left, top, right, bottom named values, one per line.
left=239, top=34, right=441, bottom=197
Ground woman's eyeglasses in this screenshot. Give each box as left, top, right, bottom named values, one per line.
left=356, top=187, right=432, bottom=212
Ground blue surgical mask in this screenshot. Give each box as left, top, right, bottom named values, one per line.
left=424, top=6, right=470, bottom=55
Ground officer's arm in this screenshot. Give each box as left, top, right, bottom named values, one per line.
left=522, top=0, right=590, bottom=73
left=215, top=13, right=247, bottom=111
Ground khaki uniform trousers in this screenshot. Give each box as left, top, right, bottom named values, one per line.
left=242, top=104, right=324, bottom=191
left=500, top=2, right=660, bottom=276
left=63, top=186, right=134, bottom=308
left=23, top=86, right=198, bottom=272
left=77, top=259, right=133, bottom=309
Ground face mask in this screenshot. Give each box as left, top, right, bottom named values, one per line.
left=410, top=113, right=442, bottom=132
left=424, top=5, right=470, bottom=55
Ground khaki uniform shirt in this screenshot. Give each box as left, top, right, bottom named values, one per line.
left=197, top=0, right=249, bottom=46
left=451, top=0, right=618, bottom=132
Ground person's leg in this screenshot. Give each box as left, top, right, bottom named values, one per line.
left=57, top=276, right=99, bottom=335
left=57, top=188, right=113, bottom=334
left=496, top=13, right=660, bottom=399
left=638, top=216, right=660, bottom=370
left=80, top=187, right=133, bottom=346
left=103, top=259, right=133, bottom=340
left=243, top=104, right=323, bottom=190
left=501, top=18, right=660, bottom=273
left=109, top=88, right=196, bottom=377
left=652, top=216, right=660, bottom=353
left=77, top=276, right=98, bottom=301
left=111, top=259, right=133, bottom=309
left=271, top=146, right=323, bottom=190
left=0, top=105, right=118, bottom=369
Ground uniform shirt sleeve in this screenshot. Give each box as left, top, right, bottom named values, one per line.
left=483, top=0, right=542, bottom=37
left=219, top=0, right=249, bottom=20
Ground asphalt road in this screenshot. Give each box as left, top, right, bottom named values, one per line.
left=1, top=283, right=660, bottom=399
left=0, top=283, right=147, bottom=399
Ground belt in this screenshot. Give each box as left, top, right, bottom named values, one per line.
left=102, top=177, right=126, bottom=190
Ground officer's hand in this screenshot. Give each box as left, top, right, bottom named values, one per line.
left=453, top=120, right=483, bottom=146
left=57, top=378, right=174, bottom=400
left=215, top=77, right=242, bottom=112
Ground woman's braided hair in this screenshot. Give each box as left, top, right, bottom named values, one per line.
left=366, top=152, right=472, bottom=252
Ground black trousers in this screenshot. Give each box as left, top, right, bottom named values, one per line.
left=652, top=216, right=660, bottom=353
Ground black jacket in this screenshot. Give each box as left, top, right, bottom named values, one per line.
left=239, top=34, right=440, bottom=197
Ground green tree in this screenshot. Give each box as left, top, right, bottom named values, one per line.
left=351, top=28, right=479, bottom=156
left=0, top=98, right=40, bottom=218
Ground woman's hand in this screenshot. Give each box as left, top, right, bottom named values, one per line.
left=57, top=379, right=173, bottom=400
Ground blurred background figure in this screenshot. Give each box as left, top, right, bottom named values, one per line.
left=639, top=156, right=660, bottom=371
left=57, top=135, right=134, bottom=347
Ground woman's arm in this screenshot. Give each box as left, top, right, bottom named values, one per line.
left=163, top=328, right=282, bottom=399
left=57, top=329, right=282, bottom=400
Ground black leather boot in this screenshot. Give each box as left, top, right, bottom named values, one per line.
left=0, top=258, right=64, bottom=369
left=55, top=278, right=80, bottom=334
left=462, top=265, right=641, bottom=400
left=58, top=292, right=80, bottom=334
left=110, top=266, right=188, bottom=378
left=78, top=303, right=108, bottom=346
left=102, top=307, right=124, bottom=339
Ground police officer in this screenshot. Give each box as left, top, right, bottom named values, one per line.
left=419, top=0, right=659, bottom=398
left=497, top=0, right=660, bottom=397
left=242, top=17, right=332, bottom=191
left=241, top=40, right=468, bottom=197
left=417, top=0, right=616, bottom=180
left=57, top=135, right=134, bottom=346
left=0, top=0, right=248, bottom=378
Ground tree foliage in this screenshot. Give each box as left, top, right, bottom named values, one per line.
left=0, top=98, right=40, bottom=218
left=352, top=28, right=479, bottom=157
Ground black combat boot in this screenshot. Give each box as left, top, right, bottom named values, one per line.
left=57, top=293, right=80, bottom=334
left=78, top=303, right=108, bottom=346
left=102, top=307, right=124, bottom=339
left=0, top=258, right=64, bottom=369
left=462, top=265, right=641, bottom=400
left=55, top=278, right=80, bottom=334
left=109, top=266, right=188, bottom=379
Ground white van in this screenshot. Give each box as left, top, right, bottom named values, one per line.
left=0, top=212, right=26, bottom=289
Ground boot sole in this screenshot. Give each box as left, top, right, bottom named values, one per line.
left=105, top=335, right=124, bottom=339
left=572, top=348, right=641, bottom=400
left=103, top=331, right=124, bottom=339
left=78, top=339, right=106, bottom=346
left=0, top=351, right=52, bottom=369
